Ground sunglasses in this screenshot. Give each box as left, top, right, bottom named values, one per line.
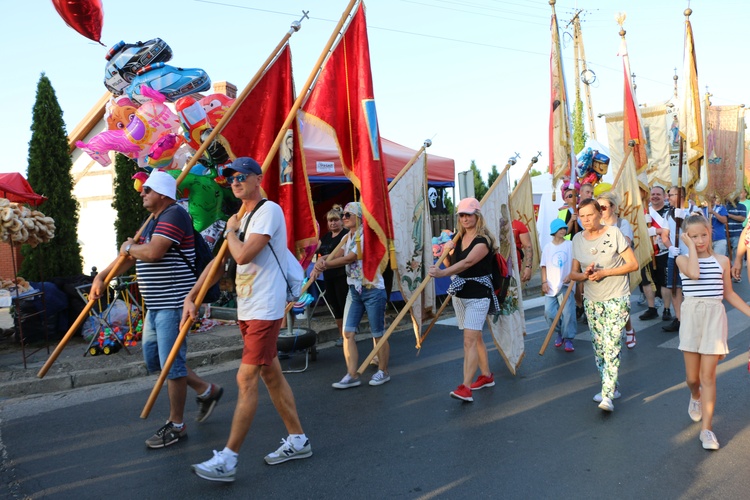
left=601, top=204, right=610, bottom=210
left=225, top=174, right=249, bottom=184
left=565, top=194, right=575, bottom=199
left=342, top=213, right=354, bottom=219
left=142, top=186, right=153, bottom=194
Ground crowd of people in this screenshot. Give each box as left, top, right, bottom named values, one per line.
left=94, top=157, right=750, bottom=484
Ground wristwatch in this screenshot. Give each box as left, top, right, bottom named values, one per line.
left=125, top=243, right=132, bottom=255
left=223, top=228, right=236, bottom=238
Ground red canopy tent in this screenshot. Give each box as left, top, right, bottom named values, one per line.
left=0, top=173, right=47, bottom=206
left=301, top=121, right=455, bottom=187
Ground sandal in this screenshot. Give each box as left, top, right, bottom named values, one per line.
left=626, top=330, right=636, bottom=349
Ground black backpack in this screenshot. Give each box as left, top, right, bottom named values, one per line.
left=151, top=204, right=221, bottom=304
left=489, top=251, right=512, bottom=314
left=175, top=228, right=221, bottom=304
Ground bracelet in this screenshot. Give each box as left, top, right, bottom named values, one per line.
left=223, top=228, right=235, bottom=238
left=125, top=243, right=132, bottom=256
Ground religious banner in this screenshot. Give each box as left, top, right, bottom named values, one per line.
left=705, top=105, right=745, bottom=201
left=510, top=170, right=541, bottom=276
left=548, top=1, right=575, bottom=190
left=482, top=172, right=525, bottom=375
left=604, top=104, right=670, bottom=189
left=613, top=159, right=651, bottom=290
left=221, top=44, right=318, bottom=264
left=619, top=34, right=648, bottom=174
left=678, top=14, right=704, bottom=189
left=390, top=152, right=436, bottom=343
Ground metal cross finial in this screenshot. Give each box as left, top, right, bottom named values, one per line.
left=532, top=151, right=542, bottom=163
left=291, top=10, right=310, bottom=31
left=509, top=152, right=520, bottom=166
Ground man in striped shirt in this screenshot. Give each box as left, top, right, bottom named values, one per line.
left=91, top=171, right=222, bottom=450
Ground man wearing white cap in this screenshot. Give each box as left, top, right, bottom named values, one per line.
left=91, top=170, right=223, bottom=449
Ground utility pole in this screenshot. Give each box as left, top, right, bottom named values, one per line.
left=569, top=10, right=597, bottom=139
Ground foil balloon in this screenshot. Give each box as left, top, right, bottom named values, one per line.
left=105, top=96, right=137, bottom=130
left=131, top=171, right=149, bottom=192
left=165, top=170, right=228, bottom=232
left=76, top=131, right=141, bottom=167
left=146, top=133, right=184, bottom=170
left=200, top=94, right=235, bottom=128
left=175, top=95, right=209, bottom=151
left=51, top=0, right=103, bottom=44
left=593, top=182, right=612, bottom=198
left=124, top=87, right=180, bottom=164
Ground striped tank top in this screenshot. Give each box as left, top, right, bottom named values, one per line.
left=680, top=255, right=723, bottom=299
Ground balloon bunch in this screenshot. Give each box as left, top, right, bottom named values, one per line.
left=575, top=147, right=610, bottom=187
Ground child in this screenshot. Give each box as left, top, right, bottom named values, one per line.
left=675, top=213, right=750, bottom=450
left=541, top=219, right=577, bottom=352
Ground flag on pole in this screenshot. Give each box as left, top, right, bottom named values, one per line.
left=221, top=44, right=318, bottom=265
left=619, top=35, right=648, bottom=174
left=509, top=170, right=541, bottom=276
left=482, top=172, right=525, bottom=375
left=678, top=16, right=704, bottom=183
left=705, top=105, right=744, bottom=200
left=613, top=159, right=651, bottom=290
left=300, top=3, right=394, bottom=281
left=389, top=152, right=436, bottom=343
left=548, top=3, right=575, bottom=189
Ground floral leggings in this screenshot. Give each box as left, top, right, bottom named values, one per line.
left=584, top=296, right=630, bottom=399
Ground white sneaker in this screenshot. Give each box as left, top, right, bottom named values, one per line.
left=264, top=437, right=313, bottom=465
left=688, top=398, right=702, bottom=422
left=700, top=429, right=720, bottom=450
left=598, top=397, right=614, bottom=412
left=369, top=370, right=390, bottom=386
left=192, top=450, right=237, bottom=483
left=593, top=389, right=621, bottom=403
left=332, top=374, right=361, bottom=389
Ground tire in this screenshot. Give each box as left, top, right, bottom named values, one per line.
left=277, top=327, right=316, bottom=353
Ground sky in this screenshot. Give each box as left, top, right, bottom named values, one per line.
left=3, top=0, right=749, bottom=188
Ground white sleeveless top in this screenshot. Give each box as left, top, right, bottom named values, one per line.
left=680, top=255, right=723, bottom=299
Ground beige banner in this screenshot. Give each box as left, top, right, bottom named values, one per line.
left=510, top=171, right=541, bottom=276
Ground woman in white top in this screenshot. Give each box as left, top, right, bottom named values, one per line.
left=312, top=202, right=390, bottom=389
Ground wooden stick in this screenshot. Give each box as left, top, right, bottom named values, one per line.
left=388, top=143, right=428, bottom=189
left=672, top=137, right=685, bottom=289
left=538, top=283, right=574, bottom=355
left=357, top=159, right=516, bottom=372
left=141, top=3, right=360, bottom=418
left=418, top=294, right=451, bottom=347
left=610, top=140, right=635, bottom=191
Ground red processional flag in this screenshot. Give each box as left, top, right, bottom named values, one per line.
left=300, top=2, right=394, bottom=280
left=619, top=36, right=648, bottom=174
left=222, top=43, right=318, bottom=266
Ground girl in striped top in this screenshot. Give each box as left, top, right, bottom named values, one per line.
left=675, top=213, right=750, bottom=451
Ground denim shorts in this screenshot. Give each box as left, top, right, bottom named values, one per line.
left=142, top=308, right=187, bottom=379
left=344, top=285, right=386, bottom=337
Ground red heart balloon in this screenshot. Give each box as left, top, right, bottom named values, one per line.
left=51, top=0, right=103, bottom=43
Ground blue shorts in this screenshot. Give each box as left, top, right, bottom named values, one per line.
left=666, top=257, right=682, bottom=289
left=344, top=285, right=386, bottom=337
left=142, top=308, right=187, bottom=379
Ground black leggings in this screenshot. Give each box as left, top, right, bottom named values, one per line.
left=323, top=275, right=349, bottom=319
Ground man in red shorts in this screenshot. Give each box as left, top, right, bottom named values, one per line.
left=183, top=157, right=311, bottom=483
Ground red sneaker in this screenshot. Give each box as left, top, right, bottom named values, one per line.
left=450, top=384, right=473, bottom=402
left=470, top=373, right=495, bottom=390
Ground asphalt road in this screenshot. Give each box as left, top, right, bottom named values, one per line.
left=2, top=284, right=750, bottom=499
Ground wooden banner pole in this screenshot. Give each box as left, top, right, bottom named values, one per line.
left=538, top=283, right=574, bottom=355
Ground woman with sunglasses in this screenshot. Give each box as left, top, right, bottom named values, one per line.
left=313, top=202, right=391, bottom=389
left=597, top=192, right=637, bottom=349
left=428, top=197, right=498, bottom=402
left=570, top=198, right=639, bottom=412
left=316, top=205, right=349, bottom=347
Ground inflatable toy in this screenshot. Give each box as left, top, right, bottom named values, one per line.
left=104, top=38, right=173, bottom=95
left=146, top=133, right=184, bottom=170
left=52, top=0, right=103, bottom=43
left=124, top=87, right=181, bottom=165
left=200, top=94, right=235, bottom=127
left=175, top=96, right=209, bottom=151
left=165, top=170, right=228, bottom=232
left=126, top=63, right=211, bottom=104
left=105, top=96, right=138, bottom=130
left=76, top=130, right=141, bottom=167
left=593, top=182, right=612, bottom=198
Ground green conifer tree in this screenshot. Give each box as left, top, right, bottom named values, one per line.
left=469, top=161, right=488, bottom=201
left=112, top=153, right=148, bottom=248
left=572, top=89, right=588, bottom=154
left=20, top=74, right=82, bottom=280
left=487, top=164, right=500, bottom=190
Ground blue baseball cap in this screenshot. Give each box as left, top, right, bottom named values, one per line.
left=550, top=218, right=568, bottom=235
left=224, top=157, right=262, bottom=176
